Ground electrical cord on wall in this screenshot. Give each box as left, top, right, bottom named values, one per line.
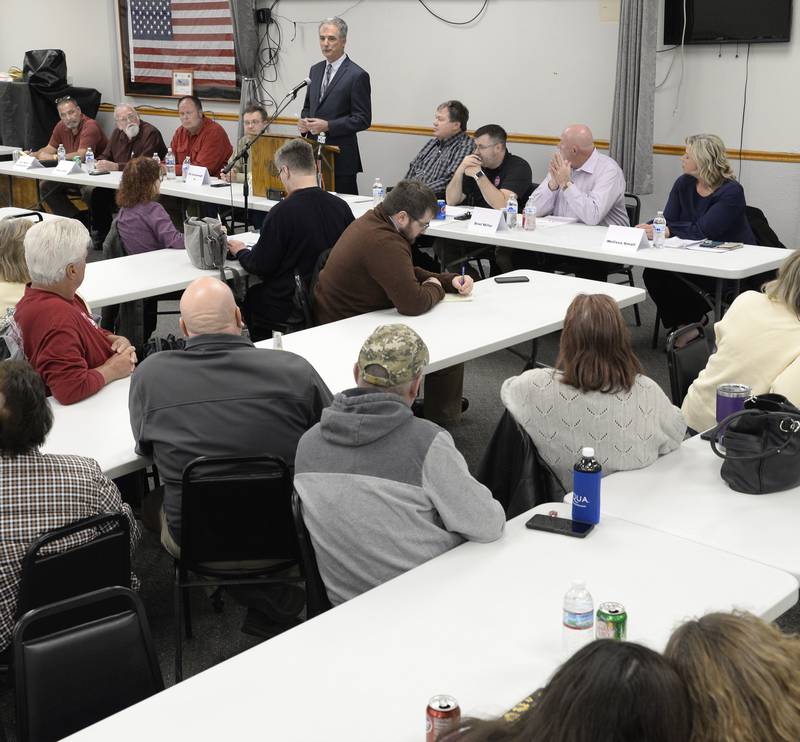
left=416, top=0, right=488, bottom=25
left=738, top=42, right=751, bottom=179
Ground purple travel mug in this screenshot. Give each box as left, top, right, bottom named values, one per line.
left=716, top=383, right=752, bottom=424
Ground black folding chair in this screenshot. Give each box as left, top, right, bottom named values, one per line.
left=14, top=586, right=163, bottom=742
left=666, top=322, right=712, bottom=406
left=173, top=455, right=302, bottom=681
left=291, top=491, right=333, bottom=619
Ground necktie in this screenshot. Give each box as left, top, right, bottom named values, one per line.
left=320, top=63, right=332, bottom=98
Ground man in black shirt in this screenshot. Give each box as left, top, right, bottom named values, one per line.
left=446, top=124, right=532, bottom=210
left=227, top=138, right=354, bottom=340
left=438, top=124, right=532, bottom=272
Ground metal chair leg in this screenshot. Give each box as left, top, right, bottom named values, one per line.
left=624, top=267, right=641, bottom=326
left=651, top=309, right=661, bottom=349
left=174, top=566, right=183, bottom=683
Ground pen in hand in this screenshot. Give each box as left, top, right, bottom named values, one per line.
left=460, top=265, right=466, bottom=287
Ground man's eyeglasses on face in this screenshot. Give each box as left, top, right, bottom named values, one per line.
left=414, top=218, right=430, bottom=231
left=115, top=113, right=139, bottom=124
left=475, top=143, right=497, bottom=151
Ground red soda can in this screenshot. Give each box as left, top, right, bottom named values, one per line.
left=426, top=695, right=460, bottom=741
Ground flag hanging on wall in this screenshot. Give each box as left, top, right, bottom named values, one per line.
left=118, top=0, right=240, bottom=100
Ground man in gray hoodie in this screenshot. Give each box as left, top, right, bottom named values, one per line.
left=294, top=324, right=505, bottom=606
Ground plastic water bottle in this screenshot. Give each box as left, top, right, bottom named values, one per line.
left=57, top=144, right=66, bottom=162
left=372, top=177, right=385, bottom=206
left=562, top=580, right=594, bottom=655
left=84, top=147, right=95, bottom=172
left=653, top=210, right=667, bottom=248
left=272, top=331, right=283, bottom=350
left=182, top=155, right=191, bottom=178
left=523, top=196, right=536, bottom=231
left=152, top=152, right=161, bottom=165
left=572, top=447, right=602, bottom=525
left=505, top=194, right=518, bottom=228
left=165, top=148, right=176, bottom=179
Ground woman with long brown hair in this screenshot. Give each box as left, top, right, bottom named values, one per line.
left=501, top=293, right=685, bottom=490
left=115, top=156, right=184, bottom=253
left=665, top=611, right=800, bottom=742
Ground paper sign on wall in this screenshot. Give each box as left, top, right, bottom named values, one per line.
left=602, top=225, right=649, bottom=253
left=184, top=165, right=210, bottom=186
left=54, top=159, right=83, bottom=175
left=468, top=206, right=510, bottom=236
left=13, top=154, right=43, bottom=171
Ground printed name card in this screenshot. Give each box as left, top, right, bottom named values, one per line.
left=184, top=165, right=211, bottom=186
left=54, top=159, right=83, bottom=175
left=602, top=225, right=649, bottom=254
left=13, top=154, right=43, bottom=171
left=468, top=206, right=509, bottom=236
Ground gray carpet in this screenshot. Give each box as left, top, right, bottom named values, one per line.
left=1, top=267, right=797, bottom=739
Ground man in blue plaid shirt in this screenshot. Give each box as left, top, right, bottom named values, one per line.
left=405, top=101, right=473, bottom=198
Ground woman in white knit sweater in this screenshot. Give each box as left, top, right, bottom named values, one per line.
left=682, top=250, right=800, bottom=433
left=501, top=294, right=686, bottom=491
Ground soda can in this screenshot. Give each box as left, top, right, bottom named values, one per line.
left=596, top=602, right=627, bottom=640
left=436, top=199, right=446, bottom=220
left=426, top=695, right=460, bottom=742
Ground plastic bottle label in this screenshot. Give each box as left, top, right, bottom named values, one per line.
left=572, top=470, right=601, bottom=524
left=563, top=610, right=593, bottom=630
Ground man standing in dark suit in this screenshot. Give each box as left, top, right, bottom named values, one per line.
left=299, top=16, right=371, bottom=195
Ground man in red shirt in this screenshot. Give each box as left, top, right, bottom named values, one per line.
left=32, top=97, right=109, bottom=219
left=170, top=95, right=232, bottom=177
left=14, top=219, right=136, bottom=405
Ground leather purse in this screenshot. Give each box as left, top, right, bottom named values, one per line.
left=709, top=394, right=800, bottom=494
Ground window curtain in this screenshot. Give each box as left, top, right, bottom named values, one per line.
left=229, top=0, right=260, bottom=141
left=609, top=0, right=658, bottom=195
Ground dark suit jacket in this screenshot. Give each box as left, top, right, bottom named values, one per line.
left=301, top=56, right=371, bottom=178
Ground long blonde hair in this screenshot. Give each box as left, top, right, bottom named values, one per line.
left=0, top=217, right=32, bottom=283
left=665, top=611, right=800, bottom=742
left=686, top=133, right=735, bottom=190
left=764, top=248, right=800, bottom=318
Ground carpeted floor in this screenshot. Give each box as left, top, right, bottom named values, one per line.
left=1, top=267, right=797, bottom=739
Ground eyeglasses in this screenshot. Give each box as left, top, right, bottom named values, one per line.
left=414, top=218, right=430, bottom=230
left=475, top=142, right=499, bottom=151
left=115, top=113, right=139, bottom=123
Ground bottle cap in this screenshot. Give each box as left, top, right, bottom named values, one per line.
left=581, top=447, right=594, bottom=457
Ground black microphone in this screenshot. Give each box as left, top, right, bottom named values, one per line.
left=289, top=77, right=311, bottom=96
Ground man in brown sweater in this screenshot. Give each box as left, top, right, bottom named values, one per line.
left=313, top=179, right=473, bottom=425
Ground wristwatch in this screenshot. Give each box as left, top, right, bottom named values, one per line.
left=474, top=170, right=485, bottom=180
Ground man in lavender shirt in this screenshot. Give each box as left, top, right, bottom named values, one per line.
left=517, top=124, right=629, bottom=280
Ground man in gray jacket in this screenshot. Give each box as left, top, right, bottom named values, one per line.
left=294, top=324, right=505, bottom=606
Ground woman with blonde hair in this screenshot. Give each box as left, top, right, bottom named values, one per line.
left=115, top=156, right=184, bottom=253
left=682, top=249, right=800, bottom=431
left=665, top=611, right=800, bottom=742
left=0, top=217, right=33, bottom=311
left=501, top=293, right=685, bottom=491
left=639, top=133, right=756, bottom=340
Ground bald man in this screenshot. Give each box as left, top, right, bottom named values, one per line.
left=509, top=124, right=629, bottom=280
left=128, top=277, right=332, bottom=630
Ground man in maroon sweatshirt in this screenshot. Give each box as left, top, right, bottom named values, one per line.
left=14, top=219, right=136, bottom=405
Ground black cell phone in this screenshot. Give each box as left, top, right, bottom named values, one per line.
left=454, top=211, right=472, bottom=221
left=210, top=182, right=230, bottom=188
left=494, top=275, right=530, bottom=284
left=88, top=170, right=109, bottom=176
left=526, top=514, right=594, bottom=538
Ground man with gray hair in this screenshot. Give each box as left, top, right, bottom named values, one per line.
left=299, top=16, right=371, bottom=195
left=14, top=218, right=136, bottom=405
left=227, top=137, right=354, bottom=340
left=294, top=323, right=505, bottom=606
left=89, top=104, right=167, bottom=247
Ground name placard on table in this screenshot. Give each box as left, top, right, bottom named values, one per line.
left=13, top=154, right=43, bottom=171
left=54, top=159, right=83, bottom=175
left=602, top=225, right=649, bottom=254
left=468, top=206, right=511, bottom=236
left=184, top=165, right=211, bottom=187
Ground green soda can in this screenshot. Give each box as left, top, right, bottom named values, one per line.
left=596, top=602, right=627, bottom=640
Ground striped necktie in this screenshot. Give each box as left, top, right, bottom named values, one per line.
left=320, top=63, right=333, bottom=98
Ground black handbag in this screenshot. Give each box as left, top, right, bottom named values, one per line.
left=709, top=394, right=800, bottom=494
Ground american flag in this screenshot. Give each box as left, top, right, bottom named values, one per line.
left=129, top=0, right=237, bottom=89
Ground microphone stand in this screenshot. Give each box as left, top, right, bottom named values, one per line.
left=223, top=86, right=306, bottom=233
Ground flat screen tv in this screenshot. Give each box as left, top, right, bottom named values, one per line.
left=664, top=0, right=793, bottom=44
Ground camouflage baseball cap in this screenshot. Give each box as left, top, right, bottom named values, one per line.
left=358, top=324, right=429, bottom=387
